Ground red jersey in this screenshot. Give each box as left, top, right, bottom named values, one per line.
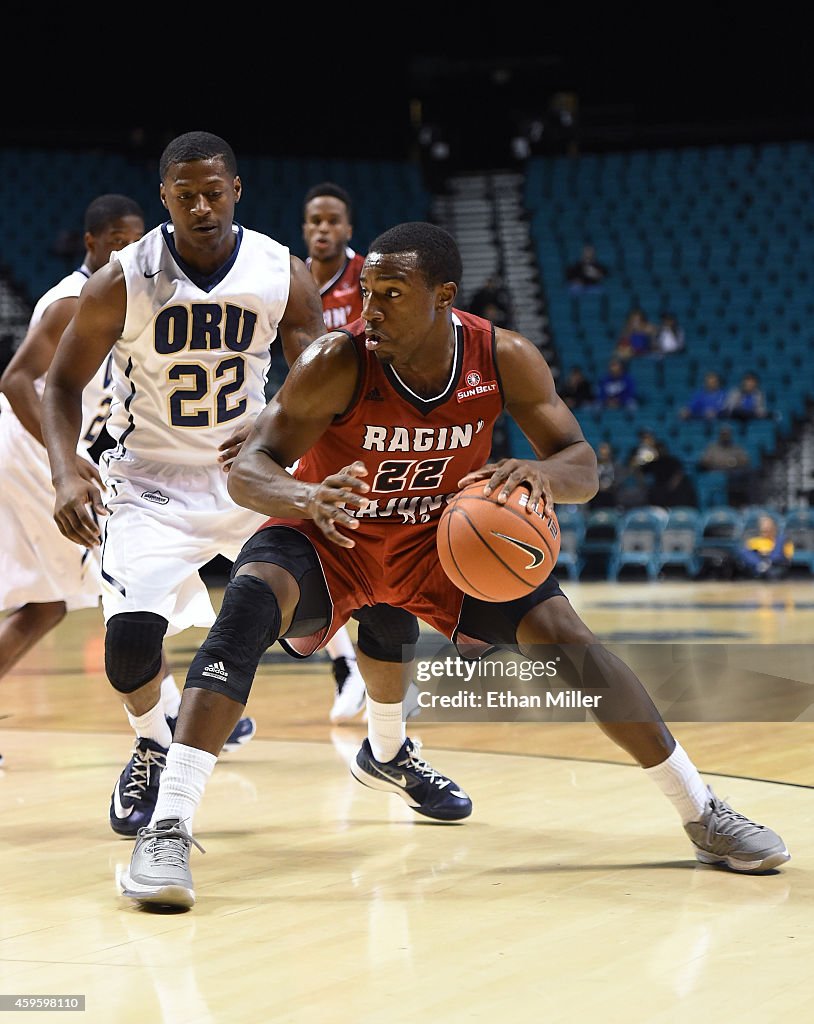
left=309, top=248, right=365, bottom=330
left=263, top=310, right=506, bottom=652
left=296, top=309, right=502, bottom=530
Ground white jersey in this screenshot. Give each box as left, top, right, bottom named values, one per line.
left=0, top=263, right=113, bottom=455
left=107, top=222, right=290, bottom=465
left=0, top=263, right=111, bottom=614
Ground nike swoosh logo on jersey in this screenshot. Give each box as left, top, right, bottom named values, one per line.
left=112, top=786, right=135, bottom=819
left=143, top=269, right=163, bottom=278
left=491, top=531, right=546, bottom=569
left=368, top=761, right=408, bottom=788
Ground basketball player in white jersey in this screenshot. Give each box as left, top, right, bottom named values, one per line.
left=0, top=196, right=145, bottom=773
left=41, top=133, right=328, bottom=837
left=0, top=192, right=254, bottom=775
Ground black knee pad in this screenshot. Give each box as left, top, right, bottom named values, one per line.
left=105, top=612, right=168, bottom=693
left=185, top=574, right=281, bottom=704
left=353, top=604, right=420, bottom=663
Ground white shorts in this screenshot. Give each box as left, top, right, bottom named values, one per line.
left=0, top=403, right=101, bottom=613
left=99, top=448, right=268, bottom=636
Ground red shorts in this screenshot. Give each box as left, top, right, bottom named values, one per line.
left=255, top=517, right=465, bottom=655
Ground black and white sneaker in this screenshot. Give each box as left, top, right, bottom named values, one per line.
left=351, top=737, right=472, bottom=821
left=109, top=737, right=168, bottom=837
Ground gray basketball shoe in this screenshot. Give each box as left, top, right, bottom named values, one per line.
left=121, top=818, right=205, bottom=908
left=684, top=787, right=790, bottom=873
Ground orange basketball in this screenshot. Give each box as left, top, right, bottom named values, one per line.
left=437, top=482, right=561, bottom=601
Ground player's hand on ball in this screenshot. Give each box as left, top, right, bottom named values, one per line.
left=458, top=459, right=552, bottom=513
left=308, top=461, right=370, bottom=547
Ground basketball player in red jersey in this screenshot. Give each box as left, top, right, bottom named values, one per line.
left=123, top=223, right=788, bottom=909
left=302, top=182, right=367, bottom=721
left=303, top=182, right=365, bottom=330
left=302, top=182, right=421, bottom=725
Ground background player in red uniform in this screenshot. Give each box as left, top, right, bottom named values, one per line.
left=302, top=182, right=420, bottom=724
left=302, top=182, right=367, bottom=721
left=303, top=182, right=365, bottom=331
left=122, top=222, right=788, bottom=909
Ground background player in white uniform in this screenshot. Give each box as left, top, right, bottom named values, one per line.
left=42, top=132, right=327, bottom=837
left=0, top=195, right=145, bottom=768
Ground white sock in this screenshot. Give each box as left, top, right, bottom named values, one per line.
left=151, top=742, right=217, bottom=833
left=644, top=741, right=710, bottom=824
left=160, top=673, right=182, bottom=719
left=127, top=698, right=172, bottom=748
left=366, top=696, right=406, bottom=762
left=326, top=627, right=355, bottom=663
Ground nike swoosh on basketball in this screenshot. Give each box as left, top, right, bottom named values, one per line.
left=143, top=269, right=163, bottom=278
left=112, top=787, right=135, bottom=818
left=369, top=762, right=408, bottom=787
left=491, top=531, right=546, bottom=569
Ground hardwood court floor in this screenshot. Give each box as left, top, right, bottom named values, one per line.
left=1, top=579, right=812, bottom=1023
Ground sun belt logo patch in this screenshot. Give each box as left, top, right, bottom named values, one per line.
left=456, top=369, right=498, bottom=403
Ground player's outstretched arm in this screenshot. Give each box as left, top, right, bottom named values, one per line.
left=459, top=329, right=598, bottom=507
left=42, top=264, right=125, bottom=546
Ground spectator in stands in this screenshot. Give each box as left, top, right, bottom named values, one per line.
left=466, top=273, right=513, bottom=329
left=725, top=371, right=769, bottom=420
left=590, top=440, right=649, bottom=510
left=606, top=429, right=658, bottom=508
left=697, top=425, right=750, bottom=471
left=652, top=312, right=685, bottom=356
left=590, top=441, right=622, bottom=508
left=615, top=307, right=656, bottom=360
left=736, top=515, right=793, bottom=580
left=615, top=462, right=650, bottom=509
left=697, top=425, right=753, bottom=507
left=642, top=441, right=699, bottom=509
left=627, top=428, right=660, bottom=470
left=565, top=243, right=609, bottom=293
left=679, top=371, right=728, bottom=420
left=596, top=357, right=638, bottom=410
left=559, top=365, right=595, bottom=410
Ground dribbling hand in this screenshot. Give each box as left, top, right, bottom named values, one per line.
left=458, top=458, right=553, bottom=514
